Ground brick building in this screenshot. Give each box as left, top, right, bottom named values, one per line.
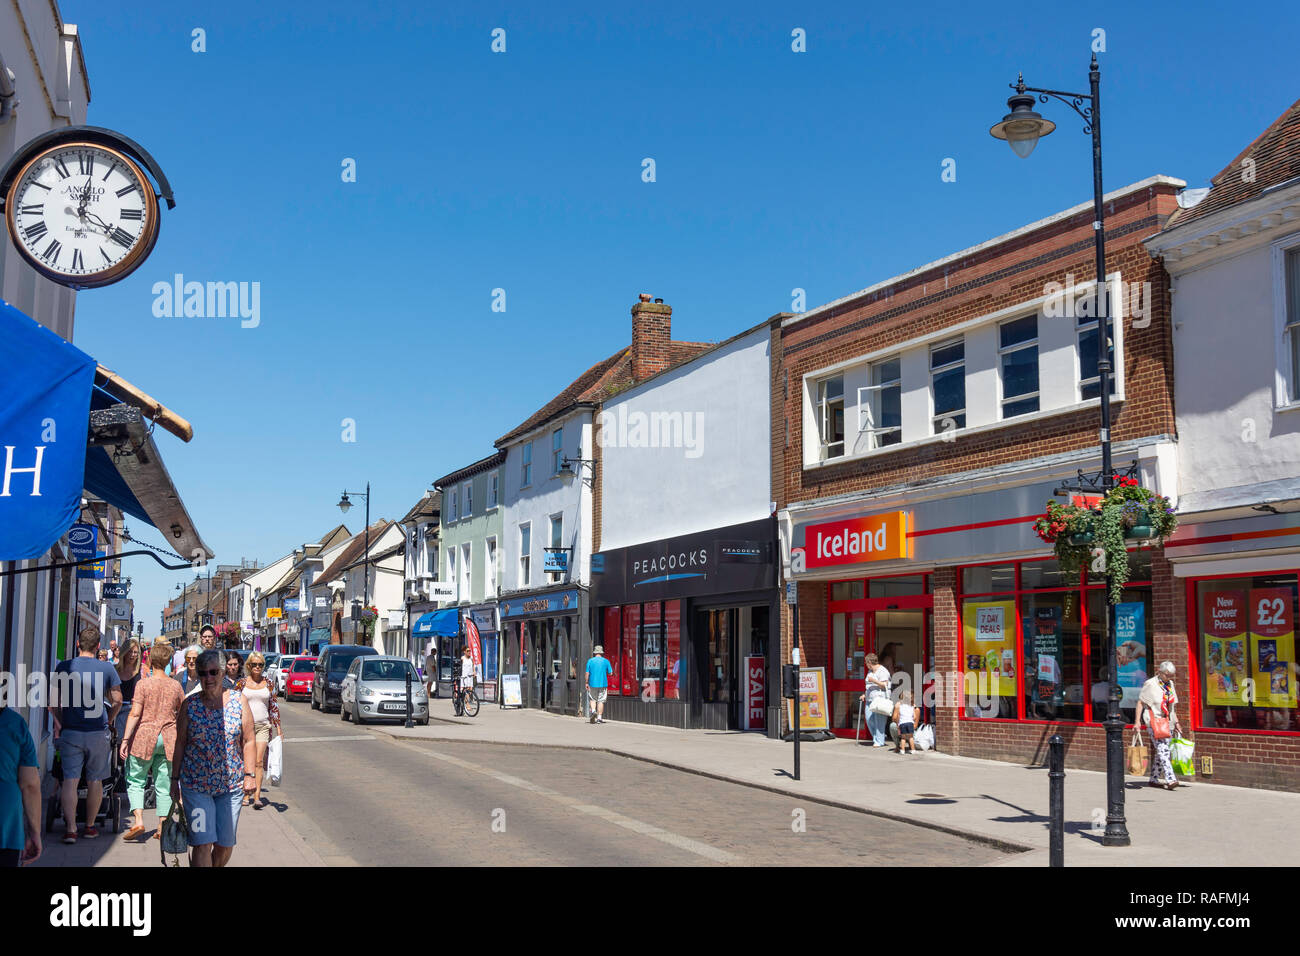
left=773, top=176, right=1191, bottom=779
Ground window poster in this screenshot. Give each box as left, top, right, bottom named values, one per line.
left=1114, top=601, right=1147, bottom=708
left=1202, top=590, right=1247, bottom=706
left=1249, top=588, right=1297, bottom=707
left=963, top=600, right=1017, bottom=697
left=1029, top=605, right=1063, bottom=703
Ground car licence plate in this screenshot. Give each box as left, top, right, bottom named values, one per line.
left=381, top=701, right=407, bottom=712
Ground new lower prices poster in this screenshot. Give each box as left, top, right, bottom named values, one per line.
left=1203, top=591, right=1247, bottom=706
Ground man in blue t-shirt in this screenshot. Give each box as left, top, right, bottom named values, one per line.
left=584, top=645, right=614, bottom=724
left=50, top=626, right=121, bottom=843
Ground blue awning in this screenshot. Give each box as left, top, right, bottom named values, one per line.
left=413, top=608, right=459, bottom=637
left=0, top=300, right=96, bottom=560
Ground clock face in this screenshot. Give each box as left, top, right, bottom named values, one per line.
left=4, top=142, right=160, bottom=289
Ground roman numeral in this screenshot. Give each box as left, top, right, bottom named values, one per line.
left=72, top=249, right=84, bottom=271
left=41, top=238, right=62, bottom=264
left=119, top=208, right=143, bottom=220
left=20, top=204, right=44, bottom=215
left=100, top=247, right=113, bottom=264
left=102, top=161, right=118, bottom=182
left=53, top=156, right=71, bottom=179
left=78, top=152, right=94, bottom=176
left=24, top=222, right=48, bottom=242
left=115, top=184, right=138, bottom=198
left=29, top=181, right=51, bottom=191
left=109, top=227, right=134, bottom=248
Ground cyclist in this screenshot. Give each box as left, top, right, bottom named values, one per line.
left=459, top=647, right=476, bottom=709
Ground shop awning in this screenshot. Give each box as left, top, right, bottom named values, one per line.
left=0, top=299, right=212, bottom=562
left=412, top=608, right=459, bottom=637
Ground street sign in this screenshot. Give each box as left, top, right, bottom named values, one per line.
left=266, top=608, right=282, bottom=619
left=429, top=581, right=456, bottom=600
left=786, top=581, right=798, bottom=605
left=103, top=582, right=129, bottom=598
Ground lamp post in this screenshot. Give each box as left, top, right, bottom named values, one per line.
left=338, top=483, right=371, bottom=642
left=175, top=582, right=188, bottom=641
left=989, top=53, right=1129, bottom=847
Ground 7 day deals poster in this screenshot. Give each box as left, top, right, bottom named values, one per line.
left=963, top=600, right=1017, bottom=697
left=1202, top=591, right=1247, bottom=706
left=1249, top=588, right=1297, bottom=707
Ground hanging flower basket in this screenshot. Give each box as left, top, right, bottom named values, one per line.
left=1033, top=476, right=1178, bottom=605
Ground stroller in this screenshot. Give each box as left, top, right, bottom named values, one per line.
left=45, top=728, right=125, bottom=835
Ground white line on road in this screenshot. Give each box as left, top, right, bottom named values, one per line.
left=386, top=738, right=740, bottom=864
left=280, top=735, right=376, bottom=743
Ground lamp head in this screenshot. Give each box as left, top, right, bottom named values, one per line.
left=990, top=83, right=1055, bottom=158
left=337, top=493, right=352, bottom=514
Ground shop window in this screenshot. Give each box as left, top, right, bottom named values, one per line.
left=1088, top=587, right=1146, bottom=724
left=999, top=315, right=1039, bottom=418
left=1020, top=559, right=1072, bottom=591
left=603, top=606, right=622, bottom=695
left=1088, top=548, right=1153, bottom=585
left=962, top=593, right=1018, bottom=718
left=621, top=604, right=640, bottom=697
left=641, top=602, right=663, bottom=698
left=665, top=601, right=682, bottom=700
left=1022, top=592, right=1083, bottom=722
left=962, top=563, right=1016, bottom=595
left=831, top=580, right=864, bottom=601
left=1194, top=573, right=1299, bottom=734
left=930, top=338, right=966, bottom=434
left=868, top=575, right=927, bottom=598
left=815, top=375, right=845, bottom=460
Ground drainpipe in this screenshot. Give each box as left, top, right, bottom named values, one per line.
left=0, top=53, right=17, bottom=125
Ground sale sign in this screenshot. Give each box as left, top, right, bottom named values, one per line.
left=962, top=600, right=1016, bottom=697
left=1249, top=588, right=1297, bottom=707
left=802, top=511, right=910, bottom=569
left=1202, top=590, right=1247, bottom=706
left=744, top=655, right=766, bottom=731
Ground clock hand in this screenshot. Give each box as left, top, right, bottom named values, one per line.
left=77, top=174, right=94, bottom=218
left=82, top=210, right=114, bottom=233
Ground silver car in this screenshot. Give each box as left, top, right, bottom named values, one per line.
left=340, top=655, right=429, bottom=726
left=269, top=655, right=298, bottom=696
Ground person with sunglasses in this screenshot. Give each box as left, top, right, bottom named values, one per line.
left=170, top=650, right=256, bottom=866
left=233, top=652, right=281, bottom=808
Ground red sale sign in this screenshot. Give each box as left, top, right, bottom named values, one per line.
left=744, top=655, right=765, bottom=731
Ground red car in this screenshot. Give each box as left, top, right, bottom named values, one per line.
left=285, top=656, right=318, bottom=701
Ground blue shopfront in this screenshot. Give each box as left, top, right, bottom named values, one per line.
left=499, top=586, right=586, bottom=716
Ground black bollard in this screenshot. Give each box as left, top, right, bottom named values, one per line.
left=405, top=667, right=415, bottom=729
left=1049, top=734, right=1064, bottom=867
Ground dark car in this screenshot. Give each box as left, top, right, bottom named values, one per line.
left=312, top=644, right=379, bottom=713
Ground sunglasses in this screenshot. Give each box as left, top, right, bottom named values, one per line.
left=198, top=669, right=221, bottom=676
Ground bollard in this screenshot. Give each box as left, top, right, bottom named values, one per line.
left=405, top=668, right=415, bottom=729
left=1048, top=734, right=1064, bottom=867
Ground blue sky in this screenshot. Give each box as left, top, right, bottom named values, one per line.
left=57, top=0, right=1300, bottom=631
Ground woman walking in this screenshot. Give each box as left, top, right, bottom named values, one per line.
left=0, top=706, right=41, bottom=866
left=114, top=639, right=143, bottom=742
left=1138, top=660, right=1182, bottom=790
left=170, top=649, right=256, bottom=867
left=224, top=652, right=243, bottom=685
left=174, top=645, right=203, bottom=696
left=859, top=653, right=892, bottom=748
left=118, top=643, right=184, bottom=841
left=234, top=652, right=281, bottom=808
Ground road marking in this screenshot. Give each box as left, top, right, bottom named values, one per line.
left=280, top=735, right=375, bottom=743
left=387, top=739, right=740, bottom=864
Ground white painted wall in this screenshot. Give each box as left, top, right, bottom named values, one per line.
left=599, top=328, right=771, bottom=551
left=500, top=411, right=592, bottom=592
left=1169, top=236, right=1300, bottom=496
left=0, top=4, right=90, bottom=340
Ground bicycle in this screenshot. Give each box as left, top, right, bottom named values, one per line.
left=451, top=675, right=480, bottom=717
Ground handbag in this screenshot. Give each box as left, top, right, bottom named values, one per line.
left=159, top=800, right=189, bottom=865
left=869, top=694, right=894, bottom=717
left=1126, top=729, right=1149, bottom=776
left=1150, top=716, right=1172, bottom=740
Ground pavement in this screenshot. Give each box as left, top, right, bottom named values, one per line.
left=29, top=697, right=1299, bottom=867
left=374, top=700, right=1299, bottom=867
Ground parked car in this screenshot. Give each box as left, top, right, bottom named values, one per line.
left=340, top=656, right=429, bottom=726
left=268, top=655, right=297, bottom=695
left=284, top=656, right=317, bottom=701
left=312, top=645, right=379, bottom=713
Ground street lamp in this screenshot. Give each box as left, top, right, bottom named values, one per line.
left=990, top=53, right=1129, bottom=847
left=175, top=582, right=188, bottom=639
left=337, top=483, right=371, bottom=641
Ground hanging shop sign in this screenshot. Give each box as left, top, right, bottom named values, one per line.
left=429, top=581, right=457, bottom=601
left=543, top=548, right=570, bottom=574
left=784, top=667, right=829, bottom=732
left=266, top=607, right=282, bottom=619
left=103, top=582, right=129, bottom=598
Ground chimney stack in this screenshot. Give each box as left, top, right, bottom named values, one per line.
left=631, top=292, right=672, bottom=381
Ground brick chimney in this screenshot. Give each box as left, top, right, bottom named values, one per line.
left=631, top=292, right=672, bottom=381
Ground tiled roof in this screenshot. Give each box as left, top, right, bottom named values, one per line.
left=400, top=491, right=441, bottom=524
left=315, top=521, right=395, bottom=584
left=494, top=341, right=713, bottom=447
left=1164, top=97, right=1300, bottom=230
left=434, top=451, right=507, bottom=489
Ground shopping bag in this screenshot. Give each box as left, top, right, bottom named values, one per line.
left=869, top=694, right=894, bottom=717
left=159, top=801, right=189, bottom=865
left=914, top=724, right=935, bottom=751
left=267, top=735, right=283, bottom=786
left=1126, top=730, right=1149, bottom=776
left=1170, top=736, right=1195, bottom=777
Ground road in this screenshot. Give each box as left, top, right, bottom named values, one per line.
left=271, top=700, right=1013, bottom=866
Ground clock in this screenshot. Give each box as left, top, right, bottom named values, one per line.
left=3, top=141, right=161, bottom=289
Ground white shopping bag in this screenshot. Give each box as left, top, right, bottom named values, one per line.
left=267, top=736, right=283, bottom=786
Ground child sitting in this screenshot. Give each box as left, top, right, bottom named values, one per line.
left=893, top=691, right=917, bottom=754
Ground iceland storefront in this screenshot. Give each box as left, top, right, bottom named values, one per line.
left=591, top=518, right=779, bottom=732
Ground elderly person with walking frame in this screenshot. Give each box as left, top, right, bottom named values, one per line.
left=1138, top=660, right=1183, bottom=790
left=170, top=649, right=256, bottom=866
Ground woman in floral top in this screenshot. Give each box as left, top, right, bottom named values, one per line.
left=234, top=652, right=281, bottom=808
left=170, top=650, right=256, bottom=866
left=1138, top=661, right=1182, bottom=790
